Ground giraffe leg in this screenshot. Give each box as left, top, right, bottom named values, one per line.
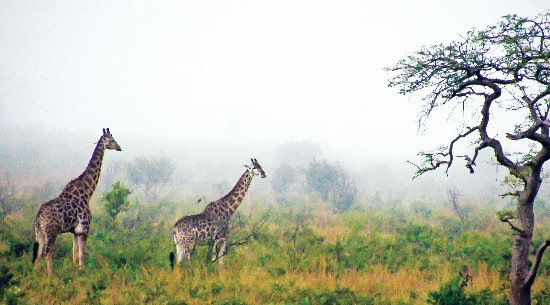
left=72, top=234, right=80, bottom=267
left=176, top=243, right=185, bottom=264
left=215, top=238, right=227, bottom=269
left=179, top=244, right=194, bottom=264
left=77, top=235, right=88, bottom=268
left=43, top=236, right=57, bottom=278
left=46, top=252, right=53, bottom=278
left=212, top=239, right=220, bottom=262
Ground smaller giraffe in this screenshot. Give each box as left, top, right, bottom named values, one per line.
left=170, top=159, right=266, bottom=269
left=32, top=128, right=121, bottom=277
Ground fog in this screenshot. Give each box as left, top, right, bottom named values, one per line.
left=2, top=1, right=549, bottom=207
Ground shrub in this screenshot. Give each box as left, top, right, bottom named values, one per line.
left=427, top=273, right=506, bottom=305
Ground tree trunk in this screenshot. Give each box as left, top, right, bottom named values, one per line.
left=509, top=177, right=539, bottom=305
left=510, top=235, right=532, bottom=305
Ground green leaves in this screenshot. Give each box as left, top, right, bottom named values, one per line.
left=386, top=10, right=550, bottom=126
left=102, top=181, right=131, bottom=219
left=496, top=208, right=517, bottom=221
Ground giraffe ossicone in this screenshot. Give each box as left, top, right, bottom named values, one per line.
left=170, top=158, right=266, bottom=269
left=32, top=128, right=121, bottom=277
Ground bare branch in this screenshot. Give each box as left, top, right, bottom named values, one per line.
left=211, top=216, right=267, bottom=263
left=500, top=215, right=525, bottom=234
left=499, top=191, right=520, bottom=198
left=446, top=127, right=479, bottom=174
left=525, top=239, right=550, bottom=289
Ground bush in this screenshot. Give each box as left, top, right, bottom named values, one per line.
left=0, top=264, right=14, bottom=296
left=427, top=273, right=506, bottom=305
left=293, top=287, right=383, bottom=305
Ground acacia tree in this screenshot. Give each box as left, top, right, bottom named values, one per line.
left=127, top=155, right=175, bottom=201
left=387, top=12, right=550, bottom=305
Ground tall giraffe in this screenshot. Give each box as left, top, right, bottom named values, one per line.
left=32, top=128, right=121, bottom=276
left=170, top=159, right=266, bottom=269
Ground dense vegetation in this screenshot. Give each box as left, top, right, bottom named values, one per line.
left=2, top=188, right=550, bottom=304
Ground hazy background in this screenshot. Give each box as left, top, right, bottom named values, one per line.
left=1, top=1, right=549, bottom=207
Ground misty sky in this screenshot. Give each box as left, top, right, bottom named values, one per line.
left=1, top=1, right=549, bottom=161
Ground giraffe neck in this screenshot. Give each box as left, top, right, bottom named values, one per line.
left=59, top=136, right=106, bottom=204
left=206, top=170, right=254, bottom=219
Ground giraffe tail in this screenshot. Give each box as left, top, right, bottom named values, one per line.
left=32, top=242, right=39, bottom=264
left=33, top=219, right=44, bottom=264
left=169, top=252, right=175, bottom=269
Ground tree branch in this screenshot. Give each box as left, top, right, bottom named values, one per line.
left=211, top=216, right=267, bottom=263
left=499, top=215, right=525, bottom=234
left=446, top=127, right=479, bottom=174
left=499, top=191, right=520, bottom=198
left=525, top=239, right=550, bottom=289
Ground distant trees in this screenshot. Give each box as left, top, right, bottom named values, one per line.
left=102, top=181, right=131, bottom=234
left=0, top=173, right=21, bottom=222
left=270, top=147, right=357, bottom=213
left=305, top=160, right=357, bottom=213
left=447, top=188, right=465, bottom=226
left=126, top=155, right=175, bottom=201
left=387, top=11, right=550, bottom=305
left=270, top=164, right=298, bottom=194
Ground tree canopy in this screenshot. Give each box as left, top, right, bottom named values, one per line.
left=387, top=12, right=550, bottom=180
left=126, top=155, right=175, bottom=201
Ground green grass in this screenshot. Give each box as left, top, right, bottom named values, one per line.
left=1, top=198, right=550, bottom=304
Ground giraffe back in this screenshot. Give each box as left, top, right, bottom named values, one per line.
left=36, top=197, right=92, bottom=237
left=172, top=210, right=229, bottom=246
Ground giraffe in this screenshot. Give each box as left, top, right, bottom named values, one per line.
left=170, top=158, right=266, bottom=269
left=32, top=128, right=121, bottom=277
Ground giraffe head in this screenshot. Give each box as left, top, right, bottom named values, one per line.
left=246, top=158, right=266, bottom=178
left=101, top=128, right=122, bottom=151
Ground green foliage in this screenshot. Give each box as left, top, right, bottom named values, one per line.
left=0, top=262, right=24, bottom=305
left=533, top=280, right=550, bottom=304
left=427, top=273, right=506, bottom=305
left=0, top=264, right=14, bottom=296
left=101, top=181, right=131, bottom=232
left=501, top=175, right=523, bottom=190
left=292, top=287, right=383, bottom=305
left=2, top=195, right=549, bottom=304
left=496, top=208, right=516, bottom=221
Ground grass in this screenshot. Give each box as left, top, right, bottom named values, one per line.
left=2, top=198, right=550, bottom=304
